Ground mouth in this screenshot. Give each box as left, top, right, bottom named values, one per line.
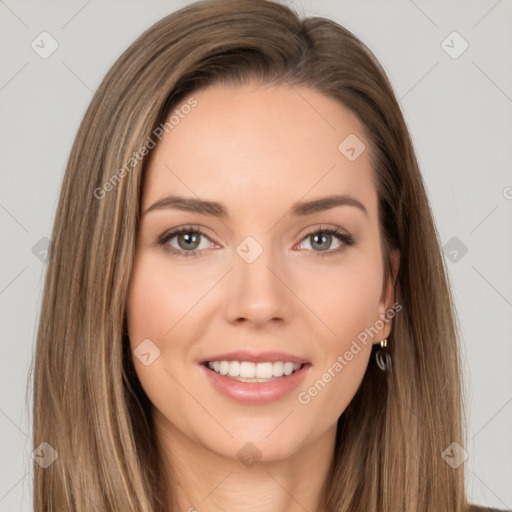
left=201, top=360, right=307, bottom=382
left=198, top=352, right=312, bottom=404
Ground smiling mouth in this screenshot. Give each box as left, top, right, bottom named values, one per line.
left=202, top=360, right=308, bottom=382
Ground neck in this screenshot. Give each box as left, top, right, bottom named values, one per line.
left=155, top=416, right=337, bottom=512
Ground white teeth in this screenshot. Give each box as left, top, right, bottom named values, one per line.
left=256, top=362, right=273, bottom=379
left=219, top=361, right=230, bottom=375
left=228, top=361, right=240, bottom=377
left=240, top=361, right=256, bottom=378
left=206, top=360, right=303, bottom=379
left=273, top=361, right=284, bottom=377
left=283, top=362, right=295, bottom=376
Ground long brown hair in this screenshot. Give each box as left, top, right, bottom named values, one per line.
left=31, top=0, right=470, bottom=510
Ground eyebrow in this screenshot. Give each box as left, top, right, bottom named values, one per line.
left=143, top=194, right=368, bottom=218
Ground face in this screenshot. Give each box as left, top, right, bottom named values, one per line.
left=126, top=82, right=399, bottom=463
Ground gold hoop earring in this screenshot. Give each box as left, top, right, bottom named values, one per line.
left=375, top=338, right=392, bottom=372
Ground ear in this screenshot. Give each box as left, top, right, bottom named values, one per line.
left=374, top=248, right=400, bottom=344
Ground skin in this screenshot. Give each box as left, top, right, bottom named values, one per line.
left=126, top=82, right=400, bottom=512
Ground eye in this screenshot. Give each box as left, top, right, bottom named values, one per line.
left=157, top=225, right=355, bottom=258
left=158, top=226, right=216, bottom=257
left=296, top=226, right=355, bottom=257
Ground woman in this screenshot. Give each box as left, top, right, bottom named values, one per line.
left=31, top=0, right=508, bottom=511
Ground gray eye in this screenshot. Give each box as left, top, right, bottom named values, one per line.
left=175, top=232, right=201, bottom=250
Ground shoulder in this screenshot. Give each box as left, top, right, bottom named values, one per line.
left=468, top=505, right=512, bottom=512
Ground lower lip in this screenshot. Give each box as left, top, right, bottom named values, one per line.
left=200, top=363, right=311, bottom=405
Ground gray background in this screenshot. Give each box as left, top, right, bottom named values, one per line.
left=1, top=0, right=511, bottom=510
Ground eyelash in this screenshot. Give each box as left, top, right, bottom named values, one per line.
left=157, top=225, right=355, bottom=258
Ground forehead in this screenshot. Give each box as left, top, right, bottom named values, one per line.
left=142, top=83, right=377, bottom=221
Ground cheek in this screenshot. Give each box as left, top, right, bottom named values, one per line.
left=326, top=277, right=379, bottom=357
left=126, top=252, right=212, bottom=342
left=296, top=252, right=383, bottom=412
left=334, top=274, right=381, bottom=342
left=125, top=254, right=193, bottom=411
left=125, top=251, right=222, bottom=404
left=126, top=258, right=170, bottom=343
left=305, top=253, right=383, bottom=347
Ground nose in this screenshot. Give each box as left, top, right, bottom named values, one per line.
left=223, top=238, right=294, bottom=327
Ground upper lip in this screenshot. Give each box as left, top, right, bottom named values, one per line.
left=199, top=350, right=310, bottom=365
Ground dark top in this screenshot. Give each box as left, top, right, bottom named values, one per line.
left=470, top=505, right=511, bottom=512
